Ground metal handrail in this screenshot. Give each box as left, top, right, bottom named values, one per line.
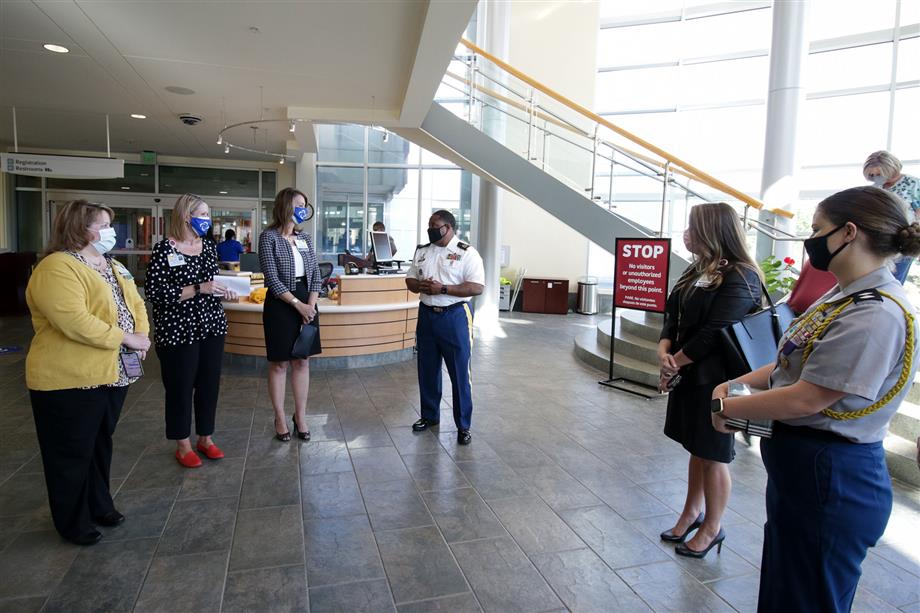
left=457, top=38, right=795, bottom=220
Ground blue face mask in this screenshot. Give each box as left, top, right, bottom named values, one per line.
left=293, top=206, right=309, bottom=224
left=190, top=217, right=211, bottom=237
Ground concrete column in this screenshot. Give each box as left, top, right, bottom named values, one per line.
left=757, top=0, right=810, bottom=262
left=473, top=0, right=510, bottom=324
left=295, top=152, right=318, bottom=240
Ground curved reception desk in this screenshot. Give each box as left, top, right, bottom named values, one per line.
left=223, top=274, right=418, bottom=369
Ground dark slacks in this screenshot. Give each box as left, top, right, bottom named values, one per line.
left=156, top=335, right=225, bottom=440
left=416, top=302, right=474, bottom=431
left=758, top=424, right=892, bottom=613
left=30, top=385, right=128, bottom=540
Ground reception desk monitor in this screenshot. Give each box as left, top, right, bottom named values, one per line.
left=369, top=232, right=405, bottom=274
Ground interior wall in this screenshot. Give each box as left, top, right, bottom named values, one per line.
left=501, top=1, right=600, bottom=289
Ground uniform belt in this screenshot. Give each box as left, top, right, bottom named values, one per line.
left=423, top=302, right=467, bottom=314
left=773, top=421, right=854, bottom=444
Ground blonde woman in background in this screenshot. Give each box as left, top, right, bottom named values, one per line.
left=863, top=150, right=919, bottom=283
left=146, top=194, right=236, bottom=468
left=26, top=200, right=150, bottom=545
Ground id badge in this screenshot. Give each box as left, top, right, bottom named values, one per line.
left=295, top=239, right=308, bottom=249
left=113, top=262, right=134, bottom=280
left=119, top=351, right=144, bottom=378
left=167, top=253, right=186, bottom=267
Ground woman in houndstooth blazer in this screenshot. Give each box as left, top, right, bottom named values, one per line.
left=258, top=188, right=322, bottom=441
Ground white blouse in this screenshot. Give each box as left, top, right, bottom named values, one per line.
left=291, top=241, right=305, bottom=277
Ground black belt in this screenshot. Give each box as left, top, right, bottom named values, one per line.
left=422, top=302, right=467, bottom=313
left=773, top=421, right=853, bottom=444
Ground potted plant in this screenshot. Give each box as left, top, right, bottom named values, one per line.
left=759, top=255, right=798, bottom=301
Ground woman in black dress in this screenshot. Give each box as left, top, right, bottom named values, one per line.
left=146, top=194, right=237, bottom=468
left=258, top=188, right=322, bottom=441
left=657, top=202, right=762, bottom=557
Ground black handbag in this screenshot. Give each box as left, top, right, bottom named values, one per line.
left=717, top=284, right=795, bottom=379
left=291, top=321, right=318, bottom=359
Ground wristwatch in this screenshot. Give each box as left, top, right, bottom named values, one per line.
left=710, top=398, right=725, bottom=415
left=440, top=285, right=448, bottom=295
left=194, top=283, right=201, bottom=296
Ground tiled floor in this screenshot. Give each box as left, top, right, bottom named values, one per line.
left=0, top=312, right=918, bottom=613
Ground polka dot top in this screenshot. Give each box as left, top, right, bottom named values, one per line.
left=145, top=238, right=228, bottom=348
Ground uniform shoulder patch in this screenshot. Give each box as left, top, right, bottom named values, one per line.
left=415, top=243, right=430, bottom=250
left=851, top=288, right=883, bottom=304
left=457, top=242, right=469, bottom=250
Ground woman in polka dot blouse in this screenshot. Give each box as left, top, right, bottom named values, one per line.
left=145, top=194, right=237, bottom=468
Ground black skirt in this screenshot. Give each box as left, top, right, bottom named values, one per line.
left=664, top=381, right=735, bottom=463
left=263, top=280, right=322, bottom=362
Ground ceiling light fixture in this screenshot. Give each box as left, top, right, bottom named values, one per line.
left=130, top=113, right=146, bottom=119
left=120, top=186, right=131, bottom=190
left=216, top=117, right=305, bottom=163
left=43, top=43, right=69, bottom=53
left=219, top=191, right=228, bottom=194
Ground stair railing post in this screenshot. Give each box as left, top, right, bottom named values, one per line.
left=608, top=150, right=615, bottom=211
left=526, top=90, right=536, bottom=161
left=587, top=125, right=598, bottom=200
left=659, top=161, right=671, bottom=238
left=466, top=54, right=476, bottom=125
left=541, top=120, right=548, bottom=171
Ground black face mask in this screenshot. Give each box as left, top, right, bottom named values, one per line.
left=427, top=226, right=445, bottom=244
left=804, top=224, right=849, bottom=271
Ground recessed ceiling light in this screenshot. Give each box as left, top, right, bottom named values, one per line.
left=219, top=191, right=228, bottom=194
left=165, top=86, right=195, bottom=95
left=43, top=43, right=69, bottom=53
left=120, top=186, right=131, bottom=190
left=130, top=113, right=146, bottom=119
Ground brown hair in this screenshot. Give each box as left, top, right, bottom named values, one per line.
left=818, top=186, right=920, bottom=258
left=268, top=187, right=311, bottom=231
left=675, top=202, right=763, bottom=297
left=167, top=193, right=208, bottom=240
left=46, top=200, right=115, bottom=253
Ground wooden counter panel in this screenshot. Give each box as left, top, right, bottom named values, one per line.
left=339, top=277, right=407, bottom=292
left=226, top=310, right=262, bottom=325
left=320, top=310, right=409, bottom=326
left=228, top=322, right=264, bottom=339
left=339, top=289, right=408, bottom=306
left=321, top=321, right=407, bottom=341
left=225, top=343, right=266, bottom=357
left=403, top=339, right=416, bottom=349
left=226, top=335, right=266, bottom=347
left=320, top=341, right=405, bottom=357
left=323, top=334, right=405, bottom=348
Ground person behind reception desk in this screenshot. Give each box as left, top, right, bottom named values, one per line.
left=26, top=200, right=151, bottom=546
left=216, top=228, right=245, bottom=263
left=407, top=210, right=484, bottom=445
left=258, top=187, right=322, bottom=442
left=146, top=194, right=236, bottom=468
left=367, top=221, right=398, bottom=267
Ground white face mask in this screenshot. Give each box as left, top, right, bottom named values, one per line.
left=92, top=227, right=117, bottom=254
left=870, top=175, right=886, bottom=188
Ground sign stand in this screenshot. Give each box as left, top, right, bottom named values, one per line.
left=599, top=237, right=671, bottom=399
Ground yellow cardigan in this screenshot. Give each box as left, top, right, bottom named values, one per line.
left=26, top=252, right=150, bottom=391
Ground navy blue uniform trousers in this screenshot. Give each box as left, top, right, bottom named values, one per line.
left=758, top=424, right=892, bottom=613
left=416, top=302, right=474, bottom=430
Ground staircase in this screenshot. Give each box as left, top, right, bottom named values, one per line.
left=887, top=375, right=920, bottom=487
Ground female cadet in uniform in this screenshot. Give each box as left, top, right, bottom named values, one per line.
left=710, top=186, right=920, bottom=612
left=657, top=202, right=763, bottom=558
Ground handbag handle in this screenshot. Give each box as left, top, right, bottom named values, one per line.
left=759, top=282, right=785, bottom=343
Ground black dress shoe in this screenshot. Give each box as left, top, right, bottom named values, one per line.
left=412, top=418, right=439, bottom=432
left=660, top=512, right=704, bottom=543
left=95, top=511, right=125, bottom=527
left=458, top=430, right=472, bottom=445
left=675, top=528, right=725, bottom=559
left=68, top=530, right=103, bottom=546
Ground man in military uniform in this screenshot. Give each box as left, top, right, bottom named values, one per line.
left=406, top=210, right=484, bottom=445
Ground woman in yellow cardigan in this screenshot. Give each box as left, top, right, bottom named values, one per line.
left=26, top=200, right=151, bottom=546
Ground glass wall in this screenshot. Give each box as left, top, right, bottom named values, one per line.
left=315, top=124, right=472, bottom=264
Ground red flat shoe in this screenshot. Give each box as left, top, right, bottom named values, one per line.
left=196, top=442, right=224, bottom=460
left=176, top=449, right=202, bottom=468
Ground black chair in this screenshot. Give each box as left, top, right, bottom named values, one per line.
left=318, top=261, right=334, bottom=296
left=239, top=253, right=261, bottom=273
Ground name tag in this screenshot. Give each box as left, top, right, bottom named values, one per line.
left=167, top=253, right=186, bottom=267
left=113, top=262, right=134, bottom=280
left=295, top=239, right=308, bottom=249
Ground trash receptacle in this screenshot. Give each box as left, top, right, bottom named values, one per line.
left=576, top=276, right=598, bottom=314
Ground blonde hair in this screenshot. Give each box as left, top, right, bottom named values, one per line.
left=675, top=202, right=763, bottom=297
left=47, top=200, right=115, bottom=253
left=168, top=193, right=208, bottom=240
left=863, top=150, right=902, bottom=180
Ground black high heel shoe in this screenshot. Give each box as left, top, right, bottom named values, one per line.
left=675, top=528, right=725, bottom=558
left=292, top=415, right=311, bottom=441
left=660, top=513, right=704, bottom=543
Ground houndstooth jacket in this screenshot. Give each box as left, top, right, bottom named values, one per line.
left=258, top=228, right=322, bottom=297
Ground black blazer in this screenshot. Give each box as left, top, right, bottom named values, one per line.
left=660, top=266, right=762, bottom=385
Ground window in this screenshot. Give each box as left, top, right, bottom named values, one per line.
left=896, top=36, right=919, bottom=84
left=807, top=43, right=893, bottom=93
left=15, top=191, right=43, bottom=252
left=158, top=165, right=259, bottom=198
left=422, top=169, right=472, bottom=243
left=809, top=0, right=897, bottom=41
left=597, top=21, right=682, bottom=67
left=262, top=171, right=277, bottom=200
left=316, top=166, right=364, bottom=259
left=46, top=163, right=155, bottom=193
left=316, top=124, right=365, bottom=163
left=367, top=168, right=419, bottom=259
left=800, top=90, right=891, bottom=165
left=679, top=55, right=769, bottom=106
left=890, top=86, right=920, bottom=162
left=596, top=65, right=679, bottom=112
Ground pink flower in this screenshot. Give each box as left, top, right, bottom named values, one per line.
left=783, top=257, right=795, bottom=266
